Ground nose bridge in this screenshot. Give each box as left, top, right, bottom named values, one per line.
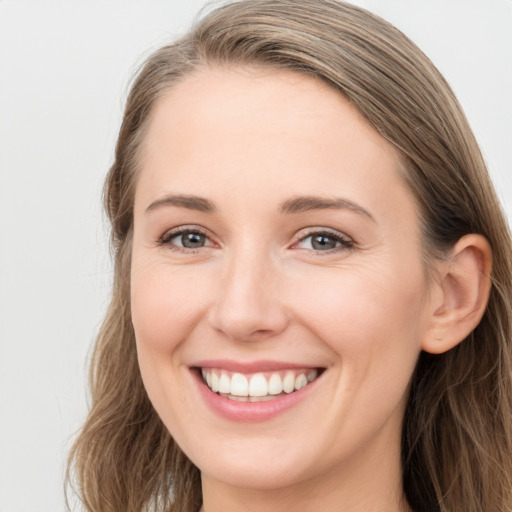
left=208, top=240, right=288, bottom=341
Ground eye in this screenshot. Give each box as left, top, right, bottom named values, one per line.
left=294, top=230, right=353, bottom=252
left=159, top=227, right=214, bottom=251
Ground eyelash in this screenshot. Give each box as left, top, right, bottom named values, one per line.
left=158, top=226, right=212, bottom=253
left=158, top=226, right=354, bottom=254
left=292, top=228, right=354, bottom=253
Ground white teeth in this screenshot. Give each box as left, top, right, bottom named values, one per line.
left=249, top=395, right=274, bottom=402
left=202, top=368, right=212, bottom=388
left=229, top=395, right=248, bottom=402
left=295, top=373, right=308, bottom=391
left=307, top=369, right=318, bottom=382
left=249, top=373, right=268, bottom=397
left=282, top=372, right=296, bottom=393
left=218, top=373, right=231, bottom=393
left=211, top=372, right=219, bottom=392
left=268, top=373, right=283, bottom=395
left=231, top=373, right=249, bottom=396
left=201, top=368, right=320, bottom=398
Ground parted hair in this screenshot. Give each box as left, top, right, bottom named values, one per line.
left=67, top=1, right=512, bottom=511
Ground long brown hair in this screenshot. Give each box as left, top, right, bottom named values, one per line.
left=67, top=1, right=512, bottom=511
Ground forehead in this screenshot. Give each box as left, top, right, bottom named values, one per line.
left=136, top=66, right=415, bottom=224
left=142, top=66, right=388, bottom=159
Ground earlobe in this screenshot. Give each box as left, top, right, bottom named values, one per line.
left=421, top=234, right=492, bottom=355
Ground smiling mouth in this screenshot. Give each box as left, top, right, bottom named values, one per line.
left=199, top=367, right=324, bottom=402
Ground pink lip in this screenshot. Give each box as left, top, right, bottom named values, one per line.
left=193, top=359, right=318, bottom=373
left=190, top=363, right=323, bottom=423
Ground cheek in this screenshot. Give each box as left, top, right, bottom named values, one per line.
left=291, top=262, right=425, bottom=379
left=130, top=259, right=207, bottom=354
left=297, top=266, right=425, bottom=440
left=130, top=259, right=205, bottom=427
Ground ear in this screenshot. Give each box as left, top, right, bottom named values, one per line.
left=421, top=234, right=492, bottom=354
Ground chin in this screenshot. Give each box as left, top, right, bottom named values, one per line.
left=197, top=454, right=311, bottom=491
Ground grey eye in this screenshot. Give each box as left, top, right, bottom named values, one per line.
left=310, top=234, right=339, bottom=250
left=178, top=232, right=206, bottom=248
left=295, top=230, right=353, bottom=252
left=161, top=227, right=214, bottom=251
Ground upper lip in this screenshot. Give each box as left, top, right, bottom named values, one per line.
left=193, top=359, right=322, bottom=373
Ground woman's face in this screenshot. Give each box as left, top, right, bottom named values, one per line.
left=131, top=67, right=433, bottom=493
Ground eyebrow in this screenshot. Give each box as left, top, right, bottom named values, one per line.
left=145, top=193, right=374, bottom=221
left=145, top=194, right=216, bottom=214
left=279, top=195, right=375, bottom=221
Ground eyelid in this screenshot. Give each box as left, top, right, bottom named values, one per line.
left=158, top=225, right=216, bottom=250
left=157, top=225, right=353, bottom=253
left=291, top=227, right=354, bottom=251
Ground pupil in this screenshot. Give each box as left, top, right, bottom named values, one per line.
left=182, top=232, right=205, bottom=248
left=312, top=234, right=336, bottom=250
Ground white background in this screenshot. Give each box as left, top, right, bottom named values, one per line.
left=0, top=1, right=510, bottom=511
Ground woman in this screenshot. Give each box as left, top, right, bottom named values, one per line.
left=67, top=1, right=512, bottom=511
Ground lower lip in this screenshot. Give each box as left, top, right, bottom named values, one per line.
left=192, top=369, right=321, bottom=422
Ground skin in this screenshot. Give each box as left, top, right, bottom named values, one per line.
left=130, top=66, right=440, bottom=512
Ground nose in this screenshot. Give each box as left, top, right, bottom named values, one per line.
left=207, top=247, right=290, bottom=342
